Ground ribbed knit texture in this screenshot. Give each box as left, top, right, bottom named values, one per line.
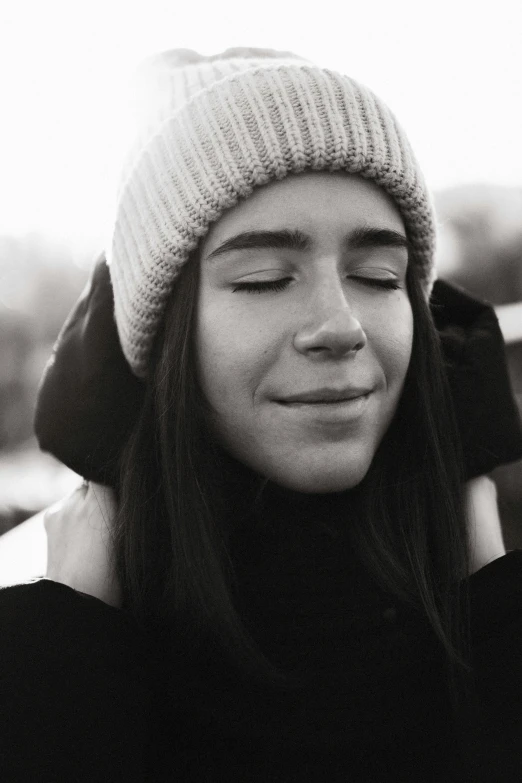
left=106, top=48, right=437, bottom=378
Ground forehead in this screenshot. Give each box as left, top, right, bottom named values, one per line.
left=200, top=171, right=405, bottom=257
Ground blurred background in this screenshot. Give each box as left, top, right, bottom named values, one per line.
left=0, top=0, right=521, bottom=557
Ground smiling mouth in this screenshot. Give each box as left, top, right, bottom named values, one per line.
left=274, top=393, right=372, bottom=427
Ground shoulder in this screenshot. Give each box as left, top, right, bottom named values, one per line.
left=0, top=578, right=152, bottom=683
left=468, top=550, right=522, bottom=637
left=0, top=579, right=155, bottom=780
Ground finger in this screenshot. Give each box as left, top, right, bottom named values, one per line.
left=465, top=475, right=506, bottom=574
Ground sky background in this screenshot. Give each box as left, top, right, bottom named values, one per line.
left=0, top=0, right=521, bottom=247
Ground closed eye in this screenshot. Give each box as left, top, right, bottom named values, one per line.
left=353, top=277, right=401, bottom=291
left=232, top=279, right=291, bottom=294
left=232, top=277, right=401, bottom=294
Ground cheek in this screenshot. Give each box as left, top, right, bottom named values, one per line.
left=195, top=296, right=267, bottom=412
left=371, top=296, right=414, bottom=389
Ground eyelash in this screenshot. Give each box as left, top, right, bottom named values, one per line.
left=232, top=277, right=401, bottom=294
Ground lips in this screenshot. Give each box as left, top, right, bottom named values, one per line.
left=281, top=397, right=368, bottom=405
left=277, top=387, right=373, bottom=404
left=275, top=390, right=372, bottom=426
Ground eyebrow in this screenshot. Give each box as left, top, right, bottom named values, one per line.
left=205, top=226, right=411, bottom=263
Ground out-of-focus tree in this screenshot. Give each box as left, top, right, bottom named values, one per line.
left=0, top=310, right=31, bottom=448
left=435, top=184, right=522, bottom=305
left=0, top=232, right=91, bottom=450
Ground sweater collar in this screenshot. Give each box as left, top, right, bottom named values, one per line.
left=216, top=446, right=356, bottom=541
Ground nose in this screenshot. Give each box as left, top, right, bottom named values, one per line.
left=293, top=280, right=367, bottom=358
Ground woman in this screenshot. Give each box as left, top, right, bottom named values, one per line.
left=2, top=47, right=522, bottom=782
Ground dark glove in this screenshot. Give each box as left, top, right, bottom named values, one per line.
left=430, top=278, right=522, bottom=479
left=34, top=254, right=145, bottom=486
left=34, top=255, right=522, bottom=486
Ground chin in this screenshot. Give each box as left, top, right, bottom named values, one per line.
left=264, top=460, right=372, bottom=494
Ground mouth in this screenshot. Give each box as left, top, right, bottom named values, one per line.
left=275, top=392, right=372, bottom=423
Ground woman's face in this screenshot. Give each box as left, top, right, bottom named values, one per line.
left=195, top=171, right=413, bottom=493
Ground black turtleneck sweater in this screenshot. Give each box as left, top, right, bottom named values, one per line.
left=1, top=485, right=521, bottom=782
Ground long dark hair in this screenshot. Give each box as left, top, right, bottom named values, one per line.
left=111, top=242, right=474, bottom=712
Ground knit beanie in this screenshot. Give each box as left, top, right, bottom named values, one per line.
left=106, top=47, right=437, bottom=378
